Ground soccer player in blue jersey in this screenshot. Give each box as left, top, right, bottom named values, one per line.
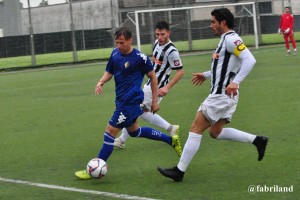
left=157, top=8, right=269, bottom=182
left=75, top=27, right=182, bottom=179
left=114, top=21, right=184, bottom=149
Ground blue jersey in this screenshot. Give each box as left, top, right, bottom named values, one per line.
left=106, top=48, right=153, bottom=106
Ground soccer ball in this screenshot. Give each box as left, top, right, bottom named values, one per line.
left=86, top=158, right=108, bottom=178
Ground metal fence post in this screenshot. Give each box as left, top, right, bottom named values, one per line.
left=27, top=0, right=36, bottom=66
left=69, top=0, right=78, bottom=62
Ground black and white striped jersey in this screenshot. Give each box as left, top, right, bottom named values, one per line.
left=146, top=39, right=183, bottom=88
left=208, top=31, right=256, bottom=95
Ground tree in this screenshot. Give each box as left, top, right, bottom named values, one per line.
left=39, top=0, right=49, bottom=7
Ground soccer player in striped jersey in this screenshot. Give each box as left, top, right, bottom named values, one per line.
left=75, top=27, right=182, bottom=179
left=114, top=21, right=184, bottom=149
left=158, top=8, right=269, bottom=182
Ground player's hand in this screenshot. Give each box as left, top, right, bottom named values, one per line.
left=284, top=28, right=290, bottom=34
left=278, top=28, right=281, bottom=34
left=192, top=73, right=206, bottom=86
left=151, top=101, right=159, bottom=114
left=158, top=87, right=169, bottom=97
left=95, top=81, right=104, bottom=95
left=225, top=82, right=239, bottom=98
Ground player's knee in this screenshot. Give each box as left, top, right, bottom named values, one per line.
left=128, top=128, right=140, bottom=137
left=140, top=104, right=150, bottom=112
left=209, top=130, right=221, bottom=139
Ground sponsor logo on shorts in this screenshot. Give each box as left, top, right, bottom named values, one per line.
left=117, top=112, right=127, bottom=124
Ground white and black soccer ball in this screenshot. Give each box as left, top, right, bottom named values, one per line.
left=86, top=158, right=108, bottom=178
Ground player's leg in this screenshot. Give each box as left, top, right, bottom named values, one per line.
left=284, top=35, right=290, bottom=55
left=126, top=120, right=182, bottom=157
left=140, top=111, right=180, bottom=136
left=140, top=84, right=179, bottom=135
left=97, top=124, right=120, bottom=161
left=114, top=85, right=179, bottom=148
left=210, top=120, right=256, bottom=142
left=76, top=107, right=129, bottom=179
left=289, top=33, right=297, bottom=55
left=158, top=111, right=210, bottom=182
left=207, top=97, right=269, bottom=161
left=115, top=111, right=177, bottom=148
left=75, top=124, right=120, bottom=179
left=213, top=125, right=268, bottom=161
left=178, top=111, right=210, bottom=170
left=114, top=128, right=128, bottom=149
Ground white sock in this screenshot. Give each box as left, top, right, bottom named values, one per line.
left=119, top=128, right=130, bottom=142
left=177, top=132, right=202, bottom=172
left=140, top=112, right=170, bottom=131
left=216, top=128, right=256, bottom=143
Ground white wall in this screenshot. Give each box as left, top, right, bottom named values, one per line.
left=21, top=0, right=119, bottom=35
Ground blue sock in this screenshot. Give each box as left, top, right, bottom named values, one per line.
left=128, top=127, right=171, bottom=145
left=98, top=132, right=115, bottom=161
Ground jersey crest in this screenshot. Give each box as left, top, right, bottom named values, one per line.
left=124, top=61, right=129, bottom=68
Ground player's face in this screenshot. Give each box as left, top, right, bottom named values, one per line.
left=210, top=16, right=223, bottom=36
left=285, top=7, right=290, bottom=14
left=155, top=29, right=170, bottom=45
left=115, top=35, right=133, bottom=55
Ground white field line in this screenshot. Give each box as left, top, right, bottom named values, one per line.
left=0, top=177, right=160, bottom=200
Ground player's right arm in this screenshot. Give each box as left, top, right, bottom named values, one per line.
left=192, top=71, right=210, bottom=86
left=95, top=51, right=115, bottom=95
left=146, top=70, right=159, bottom=113
left=95, top=71, right=113, bottom=95
left=225, top=36, right=256, bottom=97
left=279, top=15, right=283, bottom=32
left=158, top=50, right=184, bottom=97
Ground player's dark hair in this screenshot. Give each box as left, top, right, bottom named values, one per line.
left=155, top=21, right=170, bottom=31
left=114, top=27, right=132, bottom=40
left=211, top=8, right=234, bottom=29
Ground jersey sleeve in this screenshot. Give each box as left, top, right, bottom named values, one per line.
left=138, top=52, right=153, bottom=74
left=289, top=14, right=294, bottom=29
left=232, top=49, right=256, bottom=84
left=168, top=50, right=183, bottom=70
left=225, top=34, right=244, bottom=54
left=105, top=51, right=115, bottom=74
left=225, top=34, right=256, bottom=85
left=279, top=15, right=283, bottom=29
left=203, top=71, right=211, bottom=79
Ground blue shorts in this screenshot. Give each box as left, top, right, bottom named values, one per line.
left=109, top=104, right=143, bottom=129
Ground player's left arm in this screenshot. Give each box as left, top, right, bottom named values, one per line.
left=95, top=71, right=113, bottom=95
left=290, top=14, right=294, bottom=30
left=158, top=69, right=184, bottom=97
left=158, top=51, right=184, bottom=97
left=146, top=70, right=159, bottom=113
left=226, top=39, right=256, bottom=96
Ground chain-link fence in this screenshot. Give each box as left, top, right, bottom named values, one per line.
left=0, top=0, right=299, bottom=69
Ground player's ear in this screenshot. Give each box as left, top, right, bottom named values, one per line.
left=167, top=30, right=171, bottom=37
left=128, top=37, right=133, bottom=44
left=221, top=20, right=226, bottom=27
